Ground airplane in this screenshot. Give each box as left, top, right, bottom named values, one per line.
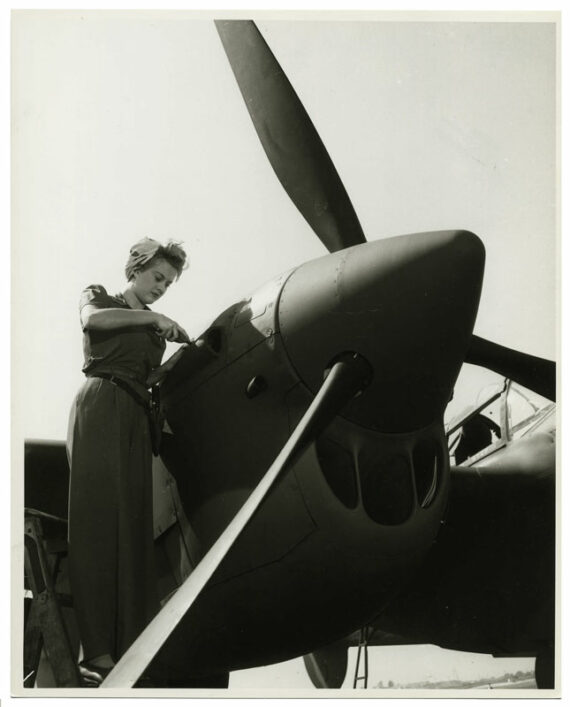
left=22, top=19, right=557, bottom=691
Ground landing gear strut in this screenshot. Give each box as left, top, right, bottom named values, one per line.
left=535, top=643, right=554, bottom=689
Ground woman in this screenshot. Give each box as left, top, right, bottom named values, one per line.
left=66, top=238, right=189, bottom=685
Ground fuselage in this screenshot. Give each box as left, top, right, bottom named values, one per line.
left=151, top=230, right=485, bottom=678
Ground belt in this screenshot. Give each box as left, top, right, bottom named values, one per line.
left=89, top=373, right=150, bottom=409
left=89, top=373, right=163, bottom=456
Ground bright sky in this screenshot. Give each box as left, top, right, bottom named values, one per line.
left=12, top=13, right=557, bottom=442
left=10, top=8, right=560, bottom=696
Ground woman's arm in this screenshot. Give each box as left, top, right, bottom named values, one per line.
left=82, top=306, right=190, bottom=343
left=81, top=305, right=157, bottom=330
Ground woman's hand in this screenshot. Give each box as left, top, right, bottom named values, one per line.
left=154, top=314, right=191, bottom=343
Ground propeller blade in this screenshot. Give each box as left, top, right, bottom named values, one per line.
left=102, top=353, right=371, bottom=688
left=215, top=20, right=366, bottom=253
left=303, top=641, right=349, bottom=689
left=465, top=335, right=556, bottom=401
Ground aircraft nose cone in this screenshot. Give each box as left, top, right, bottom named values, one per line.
left=278, top=230, right=485, bottom=432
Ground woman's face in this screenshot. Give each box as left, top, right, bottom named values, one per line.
left=131, top=258, right=178, bottom=306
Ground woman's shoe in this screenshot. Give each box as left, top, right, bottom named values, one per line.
left=79, top=660, right=113, bottom=687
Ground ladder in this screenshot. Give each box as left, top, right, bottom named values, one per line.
left=24, top=509, right=81, bottom=687
left=353, top=626, right=370, bottom=689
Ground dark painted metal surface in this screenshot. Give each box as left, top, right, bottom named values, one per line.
left=147, top=231, right=479, bottom=677
left=370, top=435, right=555, bottom=660
left=278, top=230, right=485, bottom=432
left=25, top=441, right=70, bottom=520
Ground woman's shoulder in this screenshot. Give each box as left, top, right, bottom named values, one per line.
left=79, top=284, right=126, bottom=309
left=81, top=283, right=107, bottom=297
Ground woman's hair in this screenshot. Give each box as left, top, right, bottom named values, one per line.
left=125, top=238, right=188, bottom=282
